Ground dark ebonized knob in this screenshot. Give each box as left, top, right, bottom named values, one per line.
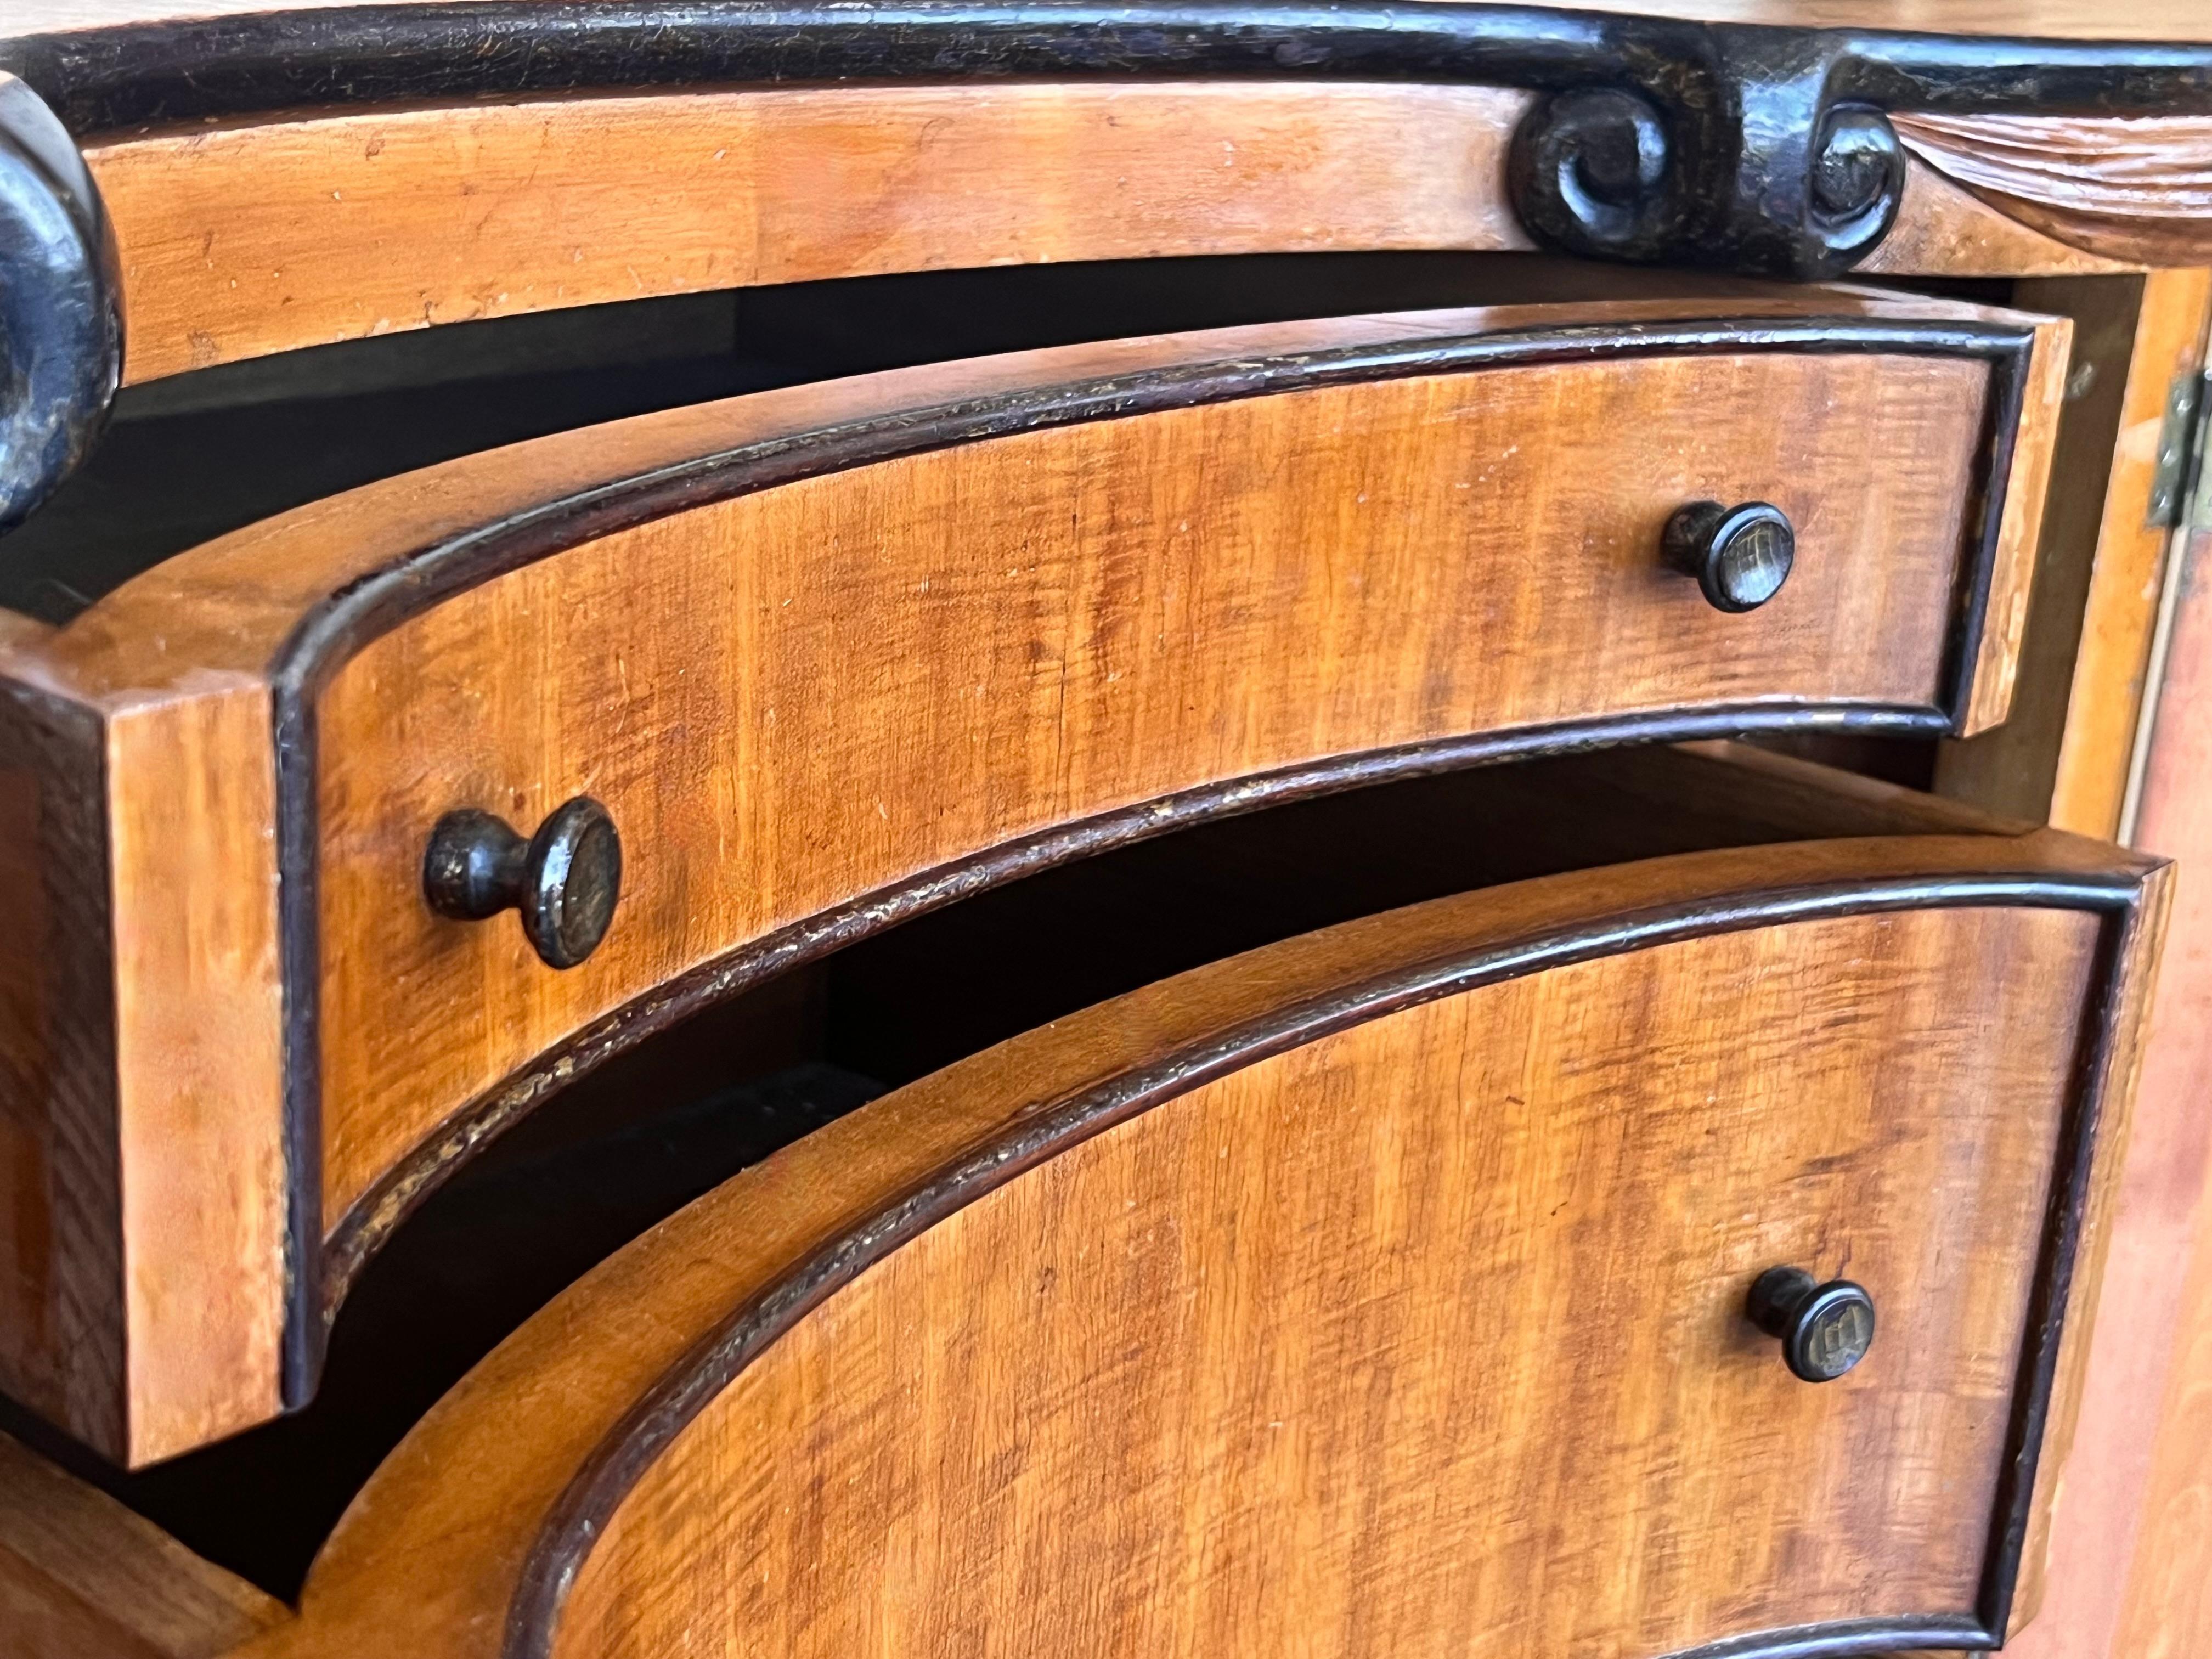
left=1747, top=1266, right=1876, bottom=1384
left=422, top=796, right=622, bottom=970
left=1662, top=500, right=1796, bottom=613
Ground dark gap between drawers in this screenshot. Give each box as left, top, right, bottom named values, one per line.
left=0, top=740, right=1982, bottom=1599
left=0, top=250, right=1972, bottom=623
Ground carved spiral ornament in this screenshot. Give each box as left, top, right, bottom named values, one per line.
left=1809, top=104, right=1907, bottom=263
left=1510, top=81, right=1906, bottom=280
left=0, top=74, right=121, bottom=539
left=1507, top=87, right=1673, bottom=259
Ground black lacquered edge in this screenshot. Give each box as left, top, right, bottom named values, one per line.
left=0, top=73, right=122, bottom=539
left=278, top=311, right=2029, bottom=1398
left=322, top=698, right=1949, bottom=1307
left=9, top=3, right=2212, bottom=139
left=496, top=862, right=2148, bottom=1659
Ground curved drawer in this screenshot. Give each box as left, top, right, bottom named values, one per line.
left=0, top=290, right=2066, bottom=1462
left=238, top=828, right=2165, bottom=1659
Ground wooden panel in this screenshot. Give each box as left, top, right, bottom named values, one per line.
left=59, top=81, right=2115, bottom=386
left=2021, top=522, right=2212, bottom=1659
left=0, top=1431, right=283, bottom=1659
left=83, top=82, right=1533, bottom=385
left=555, top=910, right=2086, bottom=1659
left=1864, top=162, right=2137, bottom=278
left=313, top=347, right=1994, bottom=1241
left=2051, top=270, right=2212, bottom=837
left=231, top=828, right=2159, bottom=1659
left=1937, top=274, right=2160, bottom=824
left=0, top=676, right=285, bottom=1466
left=105, top=690, right=287, bottom=1463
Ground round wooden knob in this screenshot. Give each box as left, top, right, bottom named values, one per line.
left=1747, top=1266, right=1875, bottom=1383
left=422, top=796, right=623, bottom=970
left=1662, top=500, right=1795, bottom=613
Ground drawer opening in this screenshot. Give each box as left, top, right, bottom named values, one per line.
left=0, top=740, right=2011, bottom=1601
left=0, top=250, right=2005, bottom=624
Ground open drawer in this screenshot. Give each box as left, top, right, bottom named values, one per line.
left=0, top=286, right=2070, bottom=1463
left=0, top=743, right=2169, bottom=1658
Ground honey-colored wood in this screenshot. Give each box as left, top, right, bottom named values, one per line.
left=310, top=326, right=2019, bottom=1242
left=0, top=674, right=285, bottom=1468
left=81, top=82, right=1531, bottom=386
left=1861, top=162, right=2140, bottom=279
left=44, top=81, right=2100, bottom=387
left=1936, top=272, right=2195, bottom=828
left=199, top=826, right=2157, bottom=1659
left=0, top=295, right=2065, bottom=1463
left=2009, top=524, right=2212, bottom=1659
left=1895, top=114, right=2212, bottom=267
left=2051, top=269, right=2212, bottom=836
left=0, top=1431, right=284, bottom=1659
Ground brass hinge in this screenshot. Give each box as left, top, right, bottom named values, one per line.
left=2148, top=369, right=2211, bottom=528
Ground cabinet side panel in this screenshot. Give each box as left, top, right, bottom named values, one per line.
left=0, top=680, right=123, bottom=1457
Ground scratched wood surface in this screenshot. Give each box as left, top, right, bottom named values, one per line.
left=310, top=339, right=2000, bottom=1245
left=0, top=294, right=2063, bottom=1464
left=211, top=827, right=2162, bottom=1659
left=53, top=78, right=2133, bottom=393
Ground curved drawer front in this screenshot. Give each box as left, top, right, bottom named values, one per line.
left=264, top=834, right=2165, bottom=1659
left=0, top=293, right=2066, bottom=1462
left=309, top=300, right=2057, bottom=1293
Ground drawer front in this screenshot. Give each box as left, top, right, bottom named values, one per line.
left=309, top=299, right=2056, bottom=1294
left=257, top=833, right=2164, bottom=1659
left=0, top=292, right=2066, bottom=1463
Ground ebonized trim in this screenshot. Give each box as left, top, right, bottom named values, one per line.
left=495, top=862, right=2152, bottom=1659
left=9, top=1, right=2212, bottom=285
left=284, top=312, right=2036, bottom=1400
left=0, top=1, right=2197, bottom=531
left=0, top=74, right=121, bottom=540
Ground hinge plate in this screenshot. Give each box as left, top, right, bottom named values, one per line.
left=2148, top=370, right=2208, bottom=529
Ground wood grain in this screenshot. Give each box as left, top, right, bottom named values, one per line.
left=311, top=343, right=1995, bottom=1238
left=1937, top=273, right=2171, bottom=827
left=0, top=1431, right=284, bottom=1659
left=82, top=82, right=1532, bottom=386
left=2052, top=268, right=2212, bottom=837
left=221, top=826, right=2156, bottom=1659
left=0, top=667, right=286, bottom=1466
left=1897, top=114, right=2212, bottom=267
left=2019, top=522, right=2212, bottom=1659
left=0, top=295, right=2062, bottom=1464
left=53, top=81, right=2115, bottom=388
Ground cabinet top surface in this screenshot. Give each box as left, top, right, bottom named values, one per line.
left=7, top=0, right=2212, bottom=45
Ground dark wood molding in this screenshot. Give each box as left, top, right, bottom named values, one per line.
left=287, top=312, right=2034, bottom=1400
left=495, top=861, right=2153, bottom=1659
left=0, top=73, right=120, bottom=540
left=0, top=3, right=2190, bottom=531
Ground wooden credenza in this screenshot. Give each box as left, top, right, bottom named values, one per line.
left=1, top=3, right=2210, bottom=1656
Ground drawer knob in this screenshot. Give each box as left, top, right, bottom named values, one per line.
left=422, top=797, right=623, bottom=970
left=1747, top=1266, right=1875, bottom=1383
left=1662, top=500, right=1795, bottom=613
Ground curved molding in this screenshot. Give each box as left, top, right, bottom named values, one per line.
left=497, top=857, right=2149, bottom=1659
left=319, top=699, right=1949, bottom=1309
left=283, top=309, right=2036, bottom=1398
left=0, top=3, right=2204, bottom=528
left=0, top=72, right=119, bottom=536
left=1896, top=111, right=2212, bottom=265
